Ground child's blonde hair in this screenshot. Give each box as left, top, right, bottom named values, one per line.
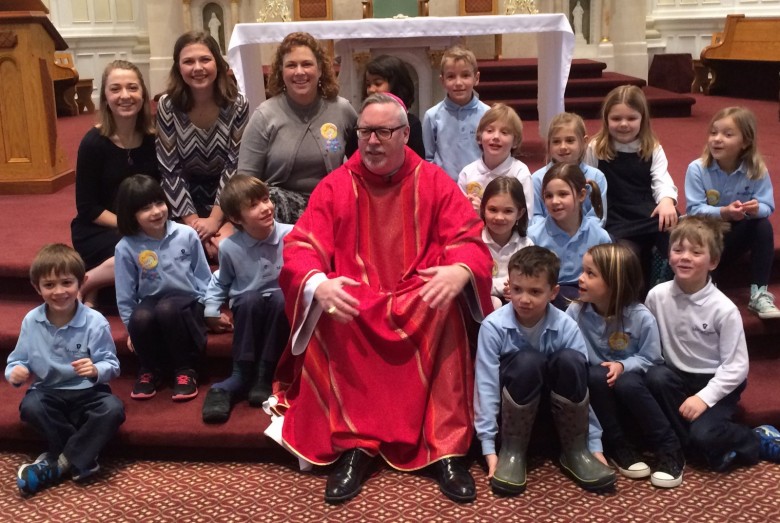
left=591, top=85, right=657, bottom=162
left=477, top=103, right=523, bottom=151
left=30, top=244, right=86, bottom=287
left=440, top=45, right=478, bottom=75
left=669, top=215, right=730, bottom=263
left=546, top=112, right=588, bottom=164
left=701, top=106, right=766, bottom=181
left=542, top=163, right=603, bottom=221
left=581, top=243, right=642, bottom=319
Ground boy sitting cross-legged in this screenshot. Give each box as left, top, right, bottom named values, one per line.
left=645, top=215, right=780, bottom=471
left=5, top=244, right=125, bottom=496
left=201, top=175, right=293, bottom=423
left=475, top=246, right=616, bottom=496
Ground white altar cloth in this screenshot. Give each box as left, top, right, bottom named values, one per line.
left=227, top=14, right=574, bottom=135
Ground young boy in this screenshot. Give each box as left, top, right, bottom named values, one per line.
left=645, top=215, right=780, bottom=470
left=422, top=45, right=489, bottom=181
left=475, top=246, right=615, bottom=496
left=5, top=244, right=124, bottom=495
left=201, top=175, right=293, bottom=423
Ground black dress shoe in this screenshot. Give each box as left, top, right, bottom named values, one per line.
left=202, top=388, right=232, bottom=424
left=433, top=457, right=476, bottom=503
left=324, top=449, right=373, bottom=504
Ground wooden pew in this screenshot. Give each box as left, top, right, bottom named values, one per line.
left=700, top=14, right=780, bottom=100
left=52, top=51, right=79, bottom=116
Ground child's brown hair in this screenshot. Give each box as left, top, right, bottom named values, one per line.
left=542, top=163, right=604, bottom=221
left=582, top=243, right=643, bottom=319
left=701, top=106, right=766, bottom=181
left=669, top=215, right=731, bottom=263
left=591, top=85, right=657, bottom=162
left=546, top=112, right=588, bottom=164
left=507, top=246, right=560, bottom=288
left=220, top=174, right=272, bottom=230
left=30, top=244, right=86, bottom=288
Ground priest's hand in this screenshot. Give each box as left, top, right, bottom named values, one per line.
left=315, top=276, right=361, bottom=324
left=418, top=264, right=470, bottom=309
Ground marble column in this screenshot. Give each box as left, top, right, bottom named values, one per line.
left=144, top=0, right=188, bottom=96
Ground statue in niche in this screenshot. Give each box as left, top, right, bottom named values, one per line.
left=202, top=3, right=225, bottom=53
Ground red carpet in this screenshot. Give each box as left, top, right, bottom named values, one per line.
left=1, top=91, right=779, bottom=454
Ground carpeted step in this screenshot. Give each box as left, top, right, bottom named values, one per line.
left=0, top=374, right=274, bottom=452
left=477, top=73, right=647, bottom=101
left=476, top=58, right=607, bottom=83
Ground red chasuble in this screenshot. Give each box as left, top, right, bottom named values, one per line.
left=274, top=148, right=493, bottom=470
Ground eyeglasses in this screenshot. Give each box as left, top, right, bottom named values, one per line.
left=355, top=125, right=406, bottom=141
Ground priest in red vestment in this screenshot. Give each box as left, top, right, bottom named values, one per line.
left=271, top=93, right=494, bottom=504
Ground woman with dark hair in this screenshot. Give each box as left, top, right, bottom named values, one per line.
left=70, top=60, right=158, bottom=307
left=157, top=30, right=249, bottom=257
left=238, top=32, right=357, bottom=224
left=347, top=54, right=424, bottom=157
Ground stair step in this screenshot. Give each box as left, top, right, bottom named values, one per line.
left=0, top=374, right=274, bottom=452
left=476, top=58, right=607, bottom=82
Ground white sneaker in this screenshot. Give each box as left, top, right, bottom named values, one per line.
left=749, top=285, right=780, bottom=320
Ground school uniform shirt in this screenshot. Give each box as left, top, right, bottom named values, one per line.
left=475, top=303, right=602, bottom=455
left=422, top=94, right=489, bottom=181
left=115, top=221, right=211, bottom=326
left=527, top=215, right=612, bottom=285
left=204, top=222, right=293, bottom=317
left=5, top=302, right=120, bottom=390
left=645, top=279, right=749, bottom=407
left=566, top=301, right=663, bottom=373
left=685, top=159, right=775, bottom=219
left=531, top=162, right=609, bottom=227
left=458, top=156, right=534, bottom=216
left=482, top=229, right=534, bottom=298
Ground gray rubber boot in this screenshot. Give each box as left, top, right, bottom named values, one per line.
left=491, top=389, right=539, bottom=496
left=550, top=390, right=617, bottom=491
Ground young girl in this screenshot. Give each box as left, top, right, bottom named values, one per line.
left=479, top=177, right=534, bottom=310
left=362, top=55, right=425, bottom=158
left=585, top=85, right=679, bottom=290
left=531, top=112, right=607, bottom=227
left=527, top=163, right=610, bottom=309
left=114, top=174, right=212, bottom=402
left=567, top=243, right=684, bottom=488
left=458, top=104, right=533, bottom=215
left=684, top=106, right=779, bottom=319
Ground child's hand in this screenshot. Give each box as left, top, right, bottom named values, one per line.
left=741, top=199, right=759, bottom=218
left=651, top=197, right=678, bottom=231
left=502, top=279, right=511, bottom=301
left=485, top=453, right=498, bottom=479
left=9, top=365, right=30, bottom=386
left=71, top=358, right=97, bottom=378
left=206, top=313, right=233, bottom=333
left=126, top=336, right=134, bottom=353
left=601, top=361, right=624, bottom=387
left=720, top=200, right=746, bottom=221
left=679, top=395, right=708, bottom=421
left=468, top=194, right=481, bottom=213
left=592, top=451, right=609, bottom=467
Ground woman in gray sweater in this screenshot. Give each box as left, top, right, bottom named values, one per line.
left=238, top=32, right=357, bottom=223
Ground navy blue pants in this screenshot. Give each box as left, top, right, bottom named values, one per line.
left=588, top=365, right=680, bottom=453
left=646, top=364, right=759, bottom=468
left=715, top=217, right=774, bottom=287
left=128, top=293, right=206, bottom=374
left=230, top=289, right=289, bottom=365
left=500, top=348, right=588, bottom=405
left=20, top=385, right=125, bottom=470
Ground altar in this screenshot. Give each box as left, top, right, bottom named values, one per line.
left=227, top=14, right=574, bottom=136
